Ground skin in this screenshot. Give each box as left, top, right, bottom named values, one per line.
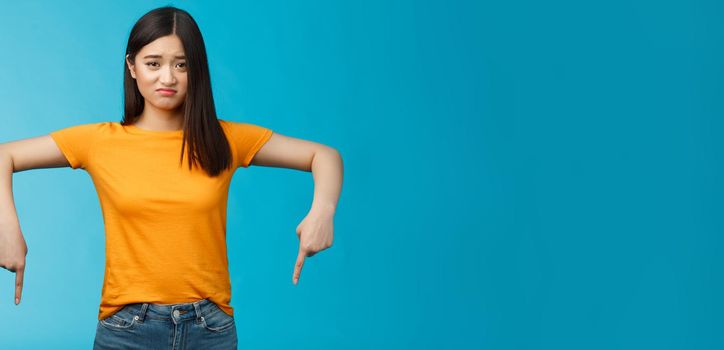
left=125, top=34, right=188, bottom=131
left=0, top=34, right=343, bottom=305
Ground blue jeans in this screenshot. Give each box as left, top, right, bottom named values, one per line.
left=93, top=298, right=237, bottom=349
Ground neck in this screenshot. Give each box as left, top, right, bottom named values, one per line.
left=135, top=102, right=184, bottom=131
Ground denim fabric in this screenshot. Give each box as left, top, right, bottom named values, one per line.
left=93, top=298, right=237, bottom=350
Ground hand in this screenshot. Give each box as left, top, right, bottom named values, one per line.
left=0, top=224, right=27, bottom=305
left=292, top=209, right=334, bottom=285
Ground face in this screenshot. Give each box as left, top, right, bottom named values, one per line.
left=126, top=34, right=188, bottom=112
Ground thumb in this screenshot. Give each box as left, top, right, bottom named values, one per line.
left=292, top=248, right=306, bottom=285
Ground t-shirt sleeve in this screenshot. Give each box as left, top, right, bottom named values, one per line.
left=220, top=119, right=274, bottom=168
left=48, top=123, right=101, bottom=170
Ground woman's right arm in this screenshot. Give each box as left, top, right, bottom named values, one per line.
left=0, top=134, right=70, bottom=305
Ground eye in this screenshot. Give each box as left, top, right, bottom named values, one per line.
left=177, top=62, right=187, bottom=69
left=145, top=62, right=159, bottom=67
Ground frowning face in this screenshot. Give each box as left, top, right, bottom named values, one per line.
left=126, top=34, right=188, bottom=112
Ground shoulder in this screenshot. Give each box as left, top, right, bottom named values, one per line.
left=49, top=120, right=114, bottom=138
left=218, top=118, right=248, bottom=130
left=218, top=117, right=268, bottom=128
left=48, top=121, right=122, bottom=152
left=217, top=118, right=271, bottom=134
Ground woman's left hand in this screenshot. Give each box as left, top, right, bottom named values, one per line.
left=292, top=208, right=334, bottom=285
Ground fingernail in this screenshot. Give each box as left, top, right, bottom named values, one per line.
left=15, top=298, right=19, bottom=305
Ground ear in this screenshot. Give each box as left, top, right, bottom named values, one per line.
left=126, top=54, right=137, bottom=79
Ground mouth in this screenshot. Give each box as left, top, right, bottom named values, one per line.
left=157, top=88, right=177, bottom=96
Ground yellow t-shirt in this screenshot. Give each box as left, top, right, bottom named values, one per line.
left=49, top=119, right=273, bottom=320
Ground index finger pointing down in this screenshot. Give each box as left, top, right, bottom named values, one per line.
left=15, top=266, right=24, bottom=305
left=293, top=249, right=306, bottom=285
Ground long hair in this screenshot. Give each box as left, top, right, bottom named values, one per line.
left=121, top=6, right=233, bottom=177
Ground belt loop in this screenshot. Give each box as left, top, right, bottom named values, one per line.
left=138, top=303, right=149, bottom=322
left=192, top=300, right=203, bottom=323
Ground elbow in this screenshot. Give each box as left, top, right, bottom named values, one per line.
left=321, top=146, right=342, bottom=160
left=0, top=145, right=15, bottom=173
left=323, top=145, right=340, bottom=157
left=309, top=146, right=340, bottom=172
left=326, top=147, right=342, bottom=165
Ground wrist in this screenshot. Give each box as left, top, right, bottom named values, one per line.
left=310, top=201, right=336, bottom=216
left=0, top=216, right=20, bottom=231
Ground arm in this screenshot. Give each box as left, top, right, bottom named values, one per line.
left=250, top=132, right=344, bottom=285
left=0, top=134, right=71, bottom=305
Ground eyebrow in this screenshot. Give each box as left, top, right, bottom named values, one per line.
left=142, top=54, right=186, bottom=59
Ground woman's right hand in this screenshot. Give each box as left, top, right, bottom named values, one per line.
left=0, top=224, right=27, bottom=305
left=0, top=133, right=68, bottom=306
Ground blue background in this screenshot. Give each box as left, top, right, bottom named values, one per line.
left=0, top=0, right=722, bottom=349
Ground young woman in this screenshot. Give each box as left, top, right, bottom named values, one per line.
left=0, top=6, right=343, bottom=349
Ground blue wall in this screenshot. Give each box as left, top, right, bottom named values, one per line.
left=0, top=0, right=721, bottom=349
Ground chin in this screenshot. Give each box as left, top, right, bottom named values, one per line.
left=153, top=101, right=184, bottom=110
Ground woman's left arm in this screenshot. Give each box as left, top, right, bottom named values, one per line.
left=250, top=132, right=344, bottom=285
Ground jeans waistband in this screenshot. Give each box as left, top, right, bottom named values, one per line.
left=120, top=298, right=217, bottom=323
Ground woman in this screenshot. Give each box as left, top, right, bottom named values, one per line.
left=0, top=6, right=343, bottom=349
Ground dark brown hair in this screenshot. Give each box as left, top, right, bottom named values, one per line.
left=121, top=6, right=232, bottom=177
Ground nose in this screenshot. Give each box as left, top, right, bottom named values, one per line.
left=160, top=65, right=176, bottom=85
